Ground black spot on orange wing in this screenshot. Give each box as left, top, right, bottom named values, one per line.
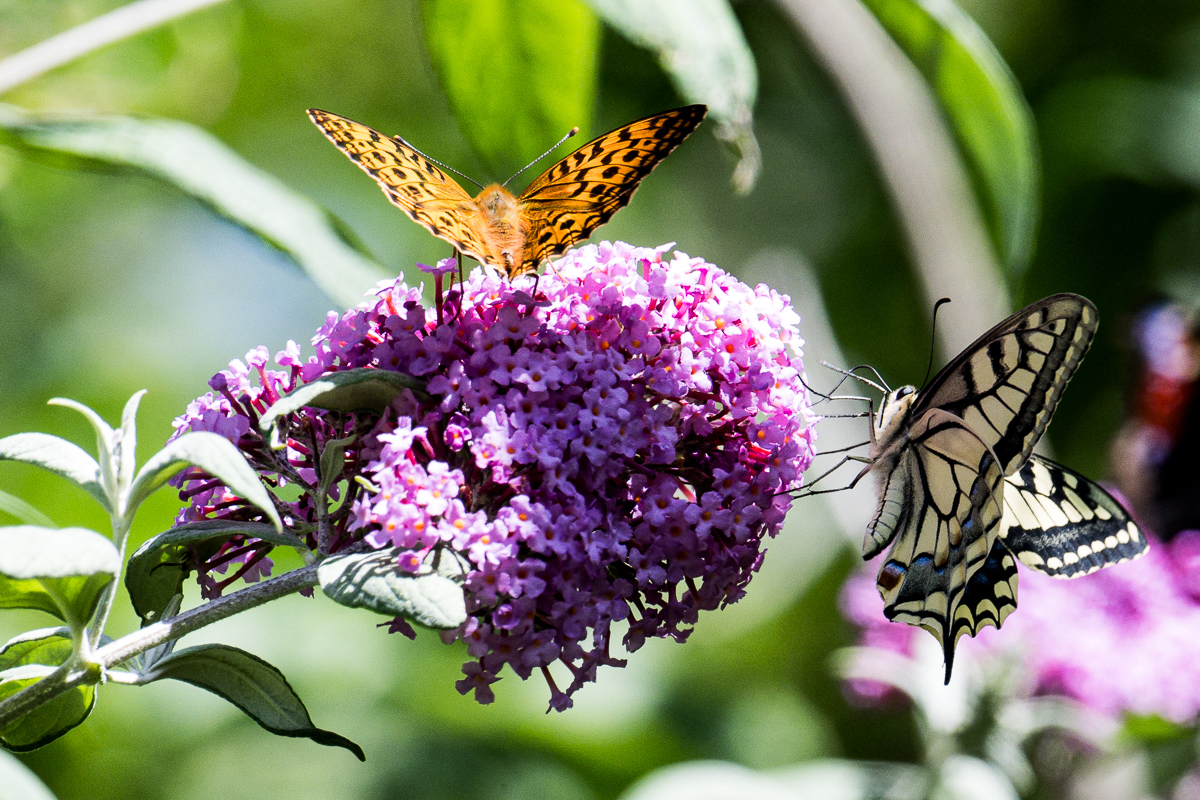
left=308, top=109, right=496, bottom=267
left=516, top=105, right=707, bottom=271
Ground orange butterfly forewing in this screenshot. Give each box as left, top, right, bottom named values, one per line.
left=308, top=105, right=707, bottom=278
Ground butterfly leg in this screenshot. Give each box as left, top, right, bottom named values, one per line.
left=791, top=455, right=873, bottom=498
left=800, top=373, right=876, bottom=406
left=813, top=440, right=873, bottom=456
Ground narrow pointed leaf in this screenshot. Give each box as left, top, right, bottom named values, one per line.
left=421, top=0, right=600, bottom=178
left=585, top=0, right=759, bottom=191
left=318, top=436, right=355, bottom=494
left=0, top=104, right=387, bottom=307
left=0, top=527, right=119, bottom=625
left=0, top=630, right=95, bottom=753
left=125, top=521, right=308, bottom=623
left=127, top=432, right=281, bottom=530
left=259, top=368, right=426, bottom=442
left=860, top=0, right=1039, bottom=273
left=318, top=549, right=466, bottom=629
left=140, top=644, right=364, bottom=760
left=0, top=434, right=108, bottom=512
left=0, top=490, right=54, bottom=528
left=45, top=398, right=116, bottom=496
left=45, top=398, right=113, bottom=447
left=117, top=390, right=146, bottom=499
left=0, top=749, right=59, bottom=800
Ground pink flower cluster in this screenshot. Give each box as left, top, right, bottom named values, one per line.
left=842, top=530, right=1200, bottom=722
left=172, top=242, right=816, bottom=709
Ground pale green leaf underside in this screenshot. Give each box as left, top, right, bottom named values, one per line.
left=0, top=749, right=59, bottom=800
left=0, top=104, right=387, bottom=308
left=860, top=0, right=1039, bottom=273
left=318, top=549, right=466, bottom=629
left=0, top=433, right=107, bottom=512
left=585, top=0, right=759, bottom=191
left=127, top=432, right=281, bottom=530
left=0, top=527, right=119, bottom=624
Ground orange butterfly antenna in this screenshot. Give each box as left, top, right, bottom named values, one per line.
left=501, top=127, right=580, bottom=189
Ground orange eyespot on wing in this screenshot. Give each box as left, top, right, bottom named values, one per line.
left=307, top=109, right=495, bottom=265
left=517, top=104, right=707, bottom=272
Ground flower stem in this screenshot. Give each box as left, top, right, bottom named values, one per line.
left=0, top=563, right=319, bottom=730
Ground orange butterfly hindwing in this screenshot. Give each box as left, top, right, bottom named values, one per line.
left=308, top=105, right=707, bottom=278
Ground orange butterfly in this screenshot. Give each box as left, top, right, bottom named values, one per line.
left=308, top=105, right=707, bottom=278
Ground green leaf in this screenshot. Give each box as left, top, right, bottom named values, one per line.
left=0, top=629, right=73, bottom=670
left=0, top=104, right=387, bottom=308
left=116, top=390, right=146, bottom=501
left=0, top=433, right=108, bottom=512
left=421, top=0, right=600, bottom=178
left=140, top=644, right=364, bottom=760
left=1123, top=714, right=1194, bottom=744
left=0, top=630, right=95, bottom=753
left=0, top=749, right=59, bottom=800
left=126, top=432, right=282, bottom=530
left=0, top=527, right=119, bottom=626
left=318, top=549, right=466, bottom=629
left=125, top=521, right=308, bottom=623
left=258, top=368, right=426, bottom=446
left=859, top=0, right=1039, bottom=273
left=45, top=398, right=117, bottom=497
left=0, top=490, right=54, bottom=528
left=318, top=436, right=355, bottom=495
left=585, top=0, right=759, bottom=192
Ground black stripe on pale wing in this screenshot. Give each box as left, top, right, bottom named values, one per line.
left=876, top=409, right=1005, bottom=683
left=1000, top=454, right=1148, bottom=578
left=913, top=295, right=1098, bottom=475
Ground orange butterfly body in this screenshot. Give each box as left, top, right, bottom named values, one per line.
left=308, top=105, right=707, bottom=278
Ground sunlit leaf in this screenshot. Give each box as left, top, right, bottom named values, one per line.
left=0, top=104, right=387, bottom=308
left=421, top=0, right=600, bottom=178
left=139, top=644, right=365, bottom=760
left=0, top=527, right=119, bottom=626
left=258, top=368, right=426, bottom=446
left=45, top=398, right=116, bottom=494
left=126, top=432, right=281, bottom=530
left=318, top=549, right=466, bottom=629
left=0, top=749, right=59, bottom=799
left=125, top=521, right=308, bottom=623
left=585, top=0, right=759, bottom=192
left=0, top=433, right=108, bottom=512
left=860, top=0, right=1039, bottom=273
left=0, top=629, right=73, bottom=670
left=0, top=630, right=95, bottom=753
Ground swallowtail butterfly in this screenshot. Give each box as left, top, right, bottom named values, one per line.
left=864, top=294, right=1147, bottom=681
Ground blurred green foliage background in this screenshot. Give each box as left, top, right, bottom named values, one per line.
left=0, top=0, right=1196, bottom=797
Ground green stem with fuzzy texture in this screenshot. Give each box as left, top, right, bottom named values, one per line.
left=0, top=563, right=318, bottom=731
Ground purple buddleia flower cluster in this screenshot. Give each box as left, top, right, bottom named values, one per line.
left=841, top=528, right=1200, bottom=722
left=172, top=242, right=816, bottom=710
